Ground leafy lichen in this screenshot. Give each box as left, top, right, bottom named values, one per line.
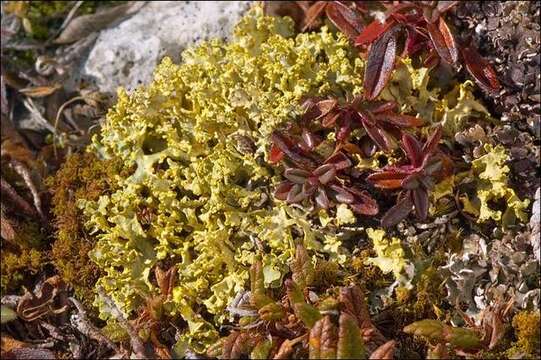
left=79, top=4, right=364, bottom=350
left=464, top=144, right=530, bottom=228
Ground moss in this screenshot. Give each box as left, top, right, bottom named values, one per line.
left=46, top=152, right=127, bottom=309
left=506, top=310, right=541, bottom=358
left=1, top=246, right=43, bottom=294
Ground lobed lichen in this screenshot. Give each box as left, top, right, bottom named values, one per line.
left=55, top=3, right=529, bottom=354
left=80, top=5, right=365, bottom=350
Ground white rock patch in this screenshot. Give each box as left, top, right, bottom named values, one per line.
left=83, top=1, right=251, bottom=94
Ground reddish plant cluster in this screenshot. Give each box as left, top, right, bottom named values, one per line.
left=269, top=95, right=449, bottom=227
left=298, top=1, right=501, bottom=99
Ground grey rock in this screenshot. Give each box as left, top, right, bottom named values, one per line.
left=82, top=1, right=251, bottom=94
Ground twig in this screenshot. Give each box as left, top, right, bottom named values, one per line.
left=69, top=297, right=118, bottom=353
left=96, top=287, right=147, bottom=359
left=10, top=159, right=46, bottom=222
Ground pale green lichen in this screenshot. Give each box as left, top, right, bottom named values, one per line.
left=364, top=228, right=410, bottom=282
left=381, top=58, right=490, bottom=136
left=463, top=144, right=530, bottom=228
left=80, top=4, right=364, bottom=351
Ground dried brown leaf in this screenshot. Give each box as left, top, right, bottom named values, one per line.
left=55, top=2, right=145, bottom=44
left=19, top=84, right=61, bottom=98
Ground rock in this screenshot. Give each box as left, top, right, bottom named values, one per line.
left=82, top=1, right=251, bottom=94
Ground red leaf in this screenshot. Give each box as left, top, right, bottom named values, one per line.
left=461, top=45, right=501, bottom=93
left=313, top=164, right=337, bottom=184
left=325, top=1, right=364, bottom=40
left=421, top=125, right=442, bottom=157
left=269, top=143, right=284, bottom=163
left=401, top=132, right=423, bottom=167
left=284, top=168, right=310, bottom=184
left=322, top=111, right=341, bottom=128
left=411, top=187, right=428, bottom=220
left=367, top=171, right=408, bottom=189
left=376, top=112, right=424, bottom=127
left=325, top=151, right=352, bottom=170
left=426, top=17, right=458, bottom=64
left=329, top=184, right=355, bottom=204
left=368, top=101, right=398, bottom=114
left=315, top=99, right=339, bottom=119
left=271, top=131, right=317, bottom=169
left=381, top=194, right=413, bottom=228
left=403, top=27, right=429, bottom=57
left=355, top=18, right=395, bottom=46
left=349, top=190, right=379, bottom=215
left=363, top=25, right=399, bottom=100
left=361, top=116, right=397, bottom=151
left=302, top=1, right=327, bottom=31
left=315, top=188, right=330, bottom=209
left=275, top=181, right=293, bottom=200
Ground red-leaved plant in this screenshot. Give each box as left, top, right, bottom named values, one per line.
left=356, top=1, right=501, bottom=99
left=271, top=131, right=378, bottom=215
left=298, top=95, right=424, bottom=152
left=295, top=1, right=501, bottom=100
left=367, top=125, right=451, bottom=227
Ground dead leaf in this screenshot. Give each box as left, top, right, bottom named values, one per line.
left=17, top=276, right=68, bottom=322
left=19, top=84, right=61, bottom=98
left=54, top=2, right=146, bottom=44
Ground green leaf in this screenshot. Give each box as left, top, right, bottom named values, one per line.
left=251, top=338, right=273, bottom=359
left=290, top=244, right=315, bottom=289
left=403, top=319, right=445, bottom=341
left=447, top=327, right=481, bottom=350
left=337, top=313, right=367, bottom=359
